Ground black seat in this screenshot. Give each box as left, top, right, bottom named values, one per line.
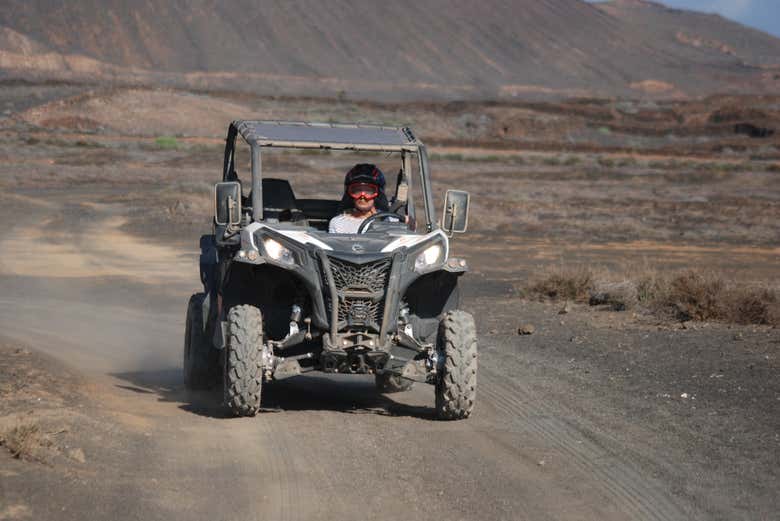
left=261, top=178, right=304, bottom=222
left=297, top=199, right=341, bottom=230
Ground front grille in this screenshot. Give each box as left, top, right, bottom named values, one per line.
left=329, top=258, right=392, bottom=293
left=338, top=298, right=383, bottom=325
left=323, top=257, right=392, bottom=332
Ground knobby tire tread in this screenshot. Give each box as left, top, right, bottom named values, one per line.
left=184, top=293, right=218, bottom=390
left=435, top=310, right=478, bottom=420
left=225, top=305, right=264, bottom=417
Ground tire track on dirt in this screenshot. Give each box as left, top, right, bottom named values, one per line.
left=479, top=366, right=688, bottom=521
left=95, top=377, right=327, bottom=520
left=263, top=418, right=302, bottom=521
left=222, top=418, right=298, bottom=521
left=482, top=384, right=677, bottom=520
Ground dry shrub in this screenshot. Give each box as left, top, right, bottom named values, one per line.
left=589, top=280, right=637, bottom=311
left=0, top=423, right=44, bottom=460
left=528, top=265, right=779, bottom=326
left=726, top=287, right=780, bottom=325
left=655, top=271, right=779, bottom=325
left=663, top=270, right=725, bottom=321
left=636, top=270, right=669, bottom=304
left=529, top=267, right=594, bottom=302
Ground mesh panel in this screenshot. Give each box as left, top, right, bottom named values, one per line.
left=329, top=258, right=392, bottom=293
left=323, top=257, right=392, bottom=331
left=338, top=298, right=384, bottom=325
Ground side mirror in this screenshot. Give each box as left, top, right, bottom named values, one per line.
left=214, top=182, right=241, bottom=226
left=442, top=189, right=470, bottom=234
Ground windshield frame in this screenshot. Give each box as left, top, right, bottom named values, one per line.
left=222, top=123, right=438, bottom=233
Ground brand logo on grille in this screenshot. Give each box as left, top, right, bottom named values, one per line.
left=351, top=243, right=365, bottom=253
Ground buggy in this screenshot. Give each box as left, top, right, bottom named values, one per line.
left=184, top=121, right=476, bottom=419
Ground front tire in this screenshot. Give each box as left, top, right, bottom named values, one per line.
left=435, top=310, right=477, bottom=420
left=184, top=293, right=218, bottom=390
left=225, top=305, right=265, bottom=417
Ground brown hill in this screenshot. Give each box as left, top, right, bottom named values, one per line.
left=597, top=0, right=780, bottom=68
left=0, top=0, right=778, bottom=100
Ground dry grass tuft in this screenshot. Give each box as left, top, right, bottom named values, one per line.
left=588, top=280, right=637, bottom=311
left=653, top=271, right=779, bottom=325
left=529, top=267, right=594, bottom=302
left=661, top=270, right=725, bottom=321
left=635, top=270, right=668, bottom=304
left=0, top=423, right=46, bottom=460
left=527, top=266, right=779, bottom=326
left=727, top=287, right=780, bottom=325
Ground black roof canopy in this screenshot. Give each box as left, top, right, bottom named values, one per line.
left=233, top=120, right=421, bottom=151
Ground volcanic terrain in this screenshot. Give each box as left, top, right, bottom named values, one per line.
left=1, top=0, right=779, bottom=99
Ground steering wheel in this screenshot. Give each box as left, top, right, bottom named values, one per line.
left=357, top=211, right=405, bottom=234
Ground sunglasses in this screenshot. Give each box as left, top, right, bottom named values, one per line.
left=347, top=182, right=379, bottom=199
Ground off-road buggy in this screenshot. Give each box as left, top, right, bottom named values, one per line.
left=184, top=121, right=476, bottom=420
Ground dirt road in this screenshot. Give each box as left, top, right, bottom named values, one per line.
left=2, top=194, right=687, bottom=521
left=1, top=87, right=778, bottom=518
left=3, top=184, right=778, bottom=521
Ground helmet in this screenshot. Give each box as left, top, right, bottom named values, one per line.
left=340, top=164, right=388, bottom=211
left=344, top=163, right=385, bottom=187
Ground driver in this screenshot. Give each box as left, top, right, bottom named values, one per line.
left=329, top=164, right=390, bottom=234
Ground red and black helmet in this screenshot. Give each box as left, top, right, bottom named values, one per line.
left=344, top=163, right=386, bottom=189
left=341, top=164, right=388, bottom=210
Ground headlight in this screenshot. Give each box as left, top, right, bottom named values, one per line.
left=263, top=238, right=295, bottom=265
left=414, top=244, right=443, bottom=271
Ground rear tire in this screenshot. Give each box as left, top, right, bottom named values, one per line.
left=435, top=310, right=477, bottom=420
left=225, top=305, right=265, bottom=416
left=183, top=293, right=218, bottom=390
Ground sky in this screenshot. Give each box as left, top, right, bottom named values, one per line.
left=590, top=1, right=780, bottom=38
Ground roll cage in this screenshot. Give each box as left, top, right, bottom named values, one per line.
left=221, top=120, right=438, bottom=232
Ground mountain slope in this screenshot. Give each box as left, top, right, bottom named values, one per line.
left=597, top=0, right=780, bottom=68
left=0, top=0, right=778, bottom=100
